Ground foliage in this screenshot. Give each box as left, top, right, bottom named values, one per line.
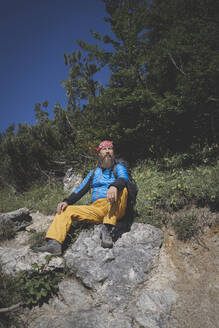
left=134, top=159, right=219, bottom=233
left=0, top=266, right=20, bottom=308
left=61, top=0, right=219, bottom=160
left=0, top=265, right=23, bottom=328
left=0, top=221, right=16, bottom=242
left=157, top=144, right=219, bottom=170
left=0, top=103, right=92, bottom=190
left=18, top=256, right=63, bottom=308
left=171, top=206, right=218, bottom=242
left=144, top=0, right=219, bottom=151
left=172, top=212, right=198, bottom=241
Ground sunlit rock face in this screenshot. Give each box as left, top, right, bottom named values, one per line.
left=0, top=210, right=178, bottom=328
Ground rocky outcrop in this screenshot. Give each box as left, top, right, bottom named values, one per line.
left=0, top=246, right=64, bottom=275
left=61, top=223, right=176, bottom=328
left=0, top=208, right=32, bottom=231
left=0, top=209, right=177, bottom=328
left=0, top=209, right=218, bottom=328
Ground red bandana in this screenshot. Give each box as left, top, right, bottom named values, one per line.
left=95, top=140, right=113, bottom=152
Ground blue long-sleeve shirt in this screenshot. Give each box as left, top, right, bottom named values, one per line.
left=64, top=162, right=129, bottom=205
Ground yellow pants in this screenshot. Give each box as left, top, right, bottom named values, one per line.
left=46, top=188, right=128, bottom=244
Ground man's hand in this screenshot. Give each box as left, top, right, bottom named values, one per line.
left=57, top=202, right=68, bottom=214
left=107, top=186, right=118, bottom=204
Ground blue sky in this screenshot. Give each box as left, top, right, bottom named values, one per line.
left=0, top=0, right=111, bottom=132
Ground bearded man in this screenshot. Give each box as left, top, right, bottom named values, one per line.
left=34, top=140, right=129, bottom=255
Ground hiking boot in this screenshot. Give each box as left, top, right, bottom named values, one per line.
left=100, top=224, right=113, bottom=248
left=32, top=239, right=62, bottom=256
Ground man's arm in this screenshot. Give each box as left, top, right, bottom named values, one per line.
left=107, top=164, right=129, bottom=203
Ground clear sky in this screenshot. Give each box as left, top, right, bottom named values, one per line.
left=0, top=0, right=111, bottom=132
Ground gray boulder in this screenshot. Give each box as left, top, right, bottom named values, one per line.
left=0, top=207, right=32, bottom=231
left=50, top=223, right=176, bottom=328
left=0, top=246, right=64, bottom=275
left=65, top=223, right=162, bottom=290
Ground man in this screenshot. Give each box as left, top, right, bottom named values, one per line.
left=34, top=140, right=129, bottom=255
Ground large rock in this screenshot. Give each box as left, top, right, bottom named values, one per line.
left=29, top=224, right=177, bottom=328
left=65, top=224, right=162, bottom=281
left=0, top=246, right=64, bottom=275
left=0, top=208, right=32, bottom=231
left=26, top=211, right=54, bottom=233
left=0, top=217, right=177, bottom=328
left=63, top=168, right=83, bottom=192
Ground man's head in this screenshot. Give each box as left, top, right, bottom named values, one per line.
left=96, top=140, right=115, bottom=168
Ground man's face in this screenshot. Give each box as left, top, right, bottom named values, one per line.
left=99, top=146, right=114, bottom=168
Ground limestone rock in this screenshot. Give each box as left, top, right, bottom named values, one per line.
left=63, top=168, right=83, bottom=192
left=53, top=279, right=93, bottom=312
left=0, top=246, right=64, bottom=275
left=0, top=208, right=32, bottom=231
left=65, top=223, right=163, bottom=290
left=0, top=209, right=178, bottom=328
left=26, top=211, right=54, bottom=233
left=28, top=223, right=177, bottom=328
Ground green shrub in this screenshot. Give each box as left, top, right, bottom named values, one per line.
left=18, top=256, right=63, bottom=308
left=0, top=221, right=16, bottom=242
left=172, top=212, right=198, bottom=241
left=170, top=206, right=219, bottom=241
left=158, top=144, right=218, bottom=170
left=0, top=265, right=23, bottom=328
left=134, top=161, right=219, bottom=238
left=0, top=266, right=20, bottom=308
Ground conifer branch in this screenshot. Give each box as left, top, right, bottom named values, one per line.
left=167, top=50, right=187, bottom=76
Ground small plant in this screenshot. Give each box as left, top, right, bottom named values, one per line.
left=18, top=256, right=63, bottom=308
left=0, top=264, right=23, bottom=328
left=172, top=213, right=198, bottom=241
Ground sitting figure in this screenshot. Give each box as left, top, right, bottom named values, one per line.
left=34, top=140, right=130, bottom=255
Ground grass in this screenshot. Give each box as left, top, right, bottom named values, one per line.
left=134, top=159, right=219, bottom=239
left=0, top=181, right=68, bottom=215
left=0, top=180, right=93, bottom=215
